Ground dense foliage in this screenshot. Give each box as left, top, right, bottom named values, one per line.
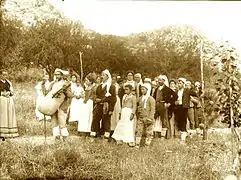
left=209, top=43, right=241, bottom=126
left=0, top=1, right=217, bottom=83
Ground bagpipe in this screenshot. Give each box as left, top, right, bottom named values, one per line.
left=38, top=81, right=71, bottom=116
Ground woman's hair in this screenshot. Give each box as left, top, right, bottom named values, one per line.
left=112, top=74, right=118, bottom=79
left=124, top=84, right=133, bottom=91
left=71, top=74, right=78, bottom=78
left=76, top=78, right=81, bottom=83
left=126, top=70, right=134, bottom=76
left=169, top=79, right=177, bottom=84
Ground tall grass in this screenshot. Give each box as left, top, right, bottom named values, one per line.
left=0, top=134, right=234, bottom=179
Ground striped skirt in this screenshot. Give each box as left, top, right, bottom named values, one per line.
left=0, top=96, right=19, bottom=138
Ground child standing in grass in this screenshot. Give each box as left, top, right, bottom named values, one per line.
left=135, top=83, right=155, bottom=148
left=112, top=84, right=136, bottom=147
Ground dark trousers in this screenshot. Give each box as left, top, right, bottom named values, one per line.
left=91, top=104, right=111, bottom=136
left=155, top=102, right=168, bottom=128
left=174, top=106, right=188, bottom=132
left=194, top=107, right=203, bottom=128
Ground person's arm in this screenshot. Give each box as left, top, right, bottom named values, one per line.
left=132, top=96, right=137, bottom=115
left=106, top=85, right=117, bottom=112
left=90, top=86, right=97, bottom=101
left=169, top=88, right=178, bottom=106
left=153, top=88, right=157, bottom=100
left=64, top=85, right=73, bottom=99
left=190, top=89, right=198, bottom=97
left=149, top=97, right=156, bottom=120
left=45, top=81, right=54, bottom=94
left=7, top=80, right=14, bottom=96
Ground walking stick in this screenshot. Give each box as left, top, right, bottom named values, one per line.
left=44, top=114, right=47, bottom=145
left=200, top=39, right=207, bottom=140
left=79, top=52, right=83, bottom=84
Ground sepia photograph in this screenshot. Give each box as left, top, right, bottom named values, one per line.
left=1, top=0, right=241, bottom=179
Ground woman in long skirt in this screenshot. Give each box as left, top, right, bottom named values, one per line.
left=0, top=71, right=18, bottom=141
left=110, top=74, right=121, bottom=134
left=78, top=73, right=96, bottom=135
left=112, top=84, right=137, bottom=147
left=35, top=73, right=51, bottom=121
left=69, top=78, right=85, bottom=123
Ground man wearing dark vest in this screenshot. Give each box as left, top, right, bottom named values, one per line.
left=153, top=75, right=177, bottom=139
left=91, top=69, right=117, bottom=139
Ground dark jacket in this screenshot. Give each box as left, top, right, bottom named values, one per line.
left=153, top=85, right=178, bottom=106
left=95, top=84, right=117, bottom=112
left=178, top=88, right=197, bottom=109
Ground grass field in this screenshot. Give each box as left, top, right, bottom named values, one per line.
left=0, top=80, right=238, bottom=180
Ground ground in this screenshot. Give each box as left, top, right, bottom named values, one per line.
left=0, top=82, right=240, bottom=180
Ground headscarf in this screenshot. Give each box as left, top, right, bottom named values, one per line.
left=178, top=77, right=186, bottom=88
left=102, top=69, right=112, bottom=97
left=141, top=83, right=152, bottom=108
left=134, top=73, right=143, bottom=85
left=144, top=78, right=152, bottom=84
left=186, top=81, right=191, bottom=86
left=195, top=81, right=201, bottom=87
left=54, top=68, right=69, bottom=81
left=158, top=75, right=169, bottom=87
left=151, top=81, right=157, bottom=86
left=134, top=73, right=141, bottom=78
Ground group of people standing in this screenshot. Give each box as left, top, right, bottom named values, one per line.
left=36, top=68, right=203, bottom=148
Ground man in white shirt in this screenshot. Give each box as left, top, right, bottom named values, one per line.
left=134, top=73, right=143, bottom=99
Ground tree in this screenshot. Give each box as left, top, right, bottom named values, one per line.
left=127, top=25, right=215, bottom=81
left=209, top=42, right=241, bottom=126
left=0, top=1, right=23, bottom=69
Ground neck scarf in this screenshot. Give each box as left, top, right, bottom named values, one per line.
left=141, top=83, right=152, bottom=108
left=102, top=69, right=112, bottom=97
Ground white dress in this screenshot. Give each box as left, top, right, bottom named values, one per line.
left=35, top=81, right=51, bottom=120
left=153, top=117, right=162, bottom=132
left=77, top=86, right=94, bottom=132
left=112, top=94, right=136, bottom=143
left=69, top=86, right=85, bottom=122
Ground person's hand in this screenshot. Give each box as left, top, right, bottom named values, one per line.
left=96, top=98, right=102, bottom=103
left=2, top=91, right=10, bottom=98
left=79, top=51, right=83, bottom=57
left=41, top=80, right=46, bottom=85
left=75, top=95, right=81, bottom=99
left=165, top=103, right=171, bottom=108
left=130, top=113, right=134, bottom=120
left=109, top=111, right=113, bottom=115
